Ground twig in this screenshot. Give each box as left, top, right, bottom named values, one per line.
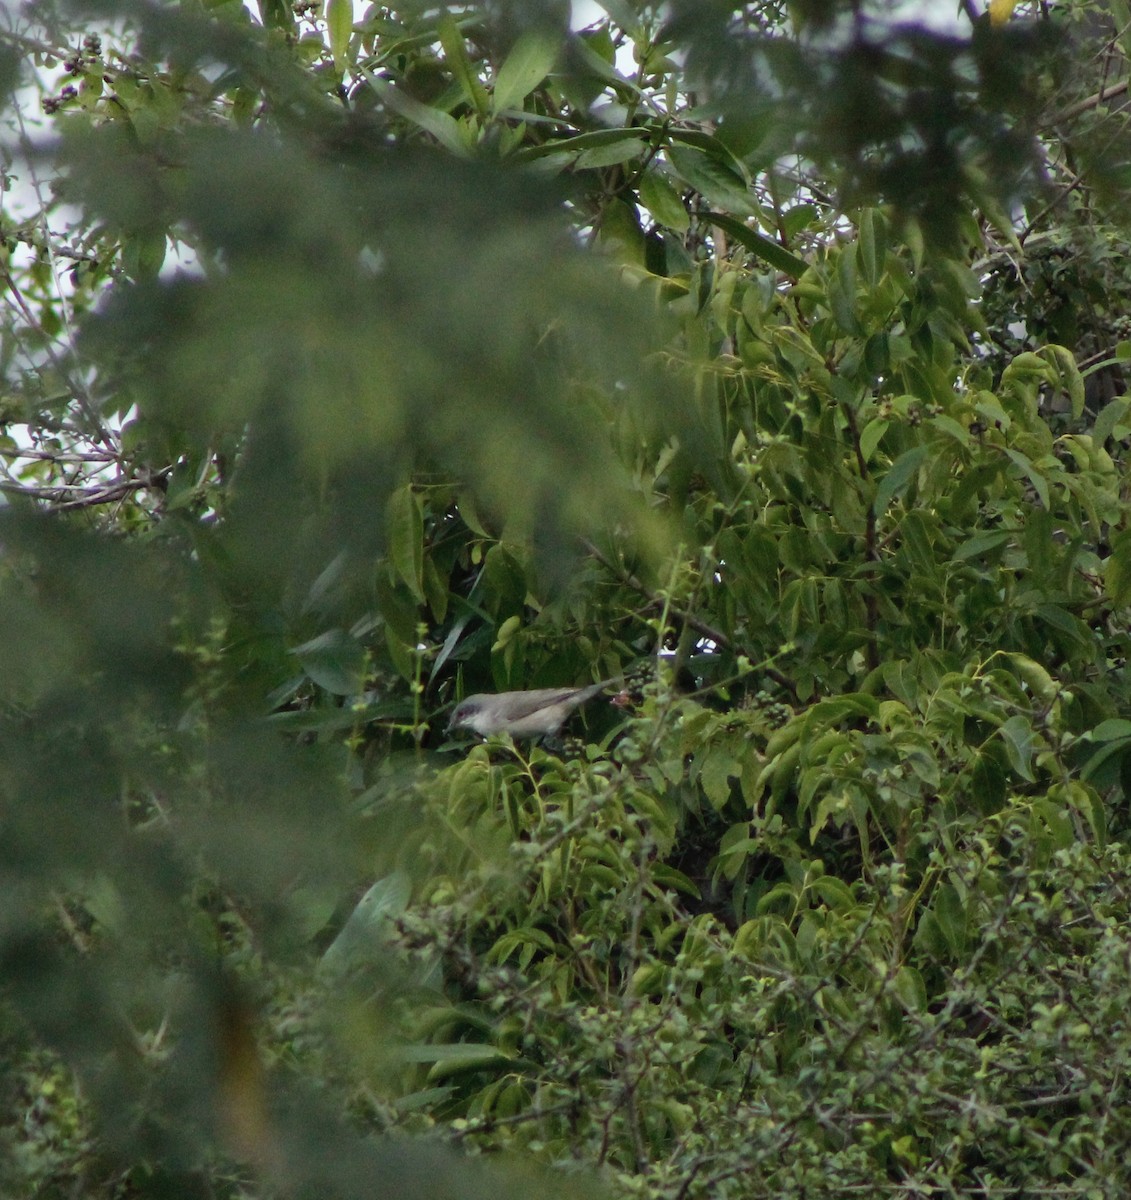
left=1048, top=78, right=1130, bottom=126
left=0, top=446, right=120, bottom=463
left=581, top=538, right=800, bottom=700
left=582, top=538, right=734, bottom=650
left=0, top=469, right=168, bottom=510
left=9, top=97, right=118, bottom=452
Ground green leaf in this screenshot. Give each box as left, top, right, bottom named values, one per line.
left=782, top=203, right=819, bottom=238
left=1081, top=735, right=1131, bottom=786
left=1044, top=344, right=1085, bottom=419
left=699, top=749, right=739, bottom=810
left=1089, top=719, right=1131, bottom=741
left=122, top=230, right=167, bottom=280
left=594, top=0, right=639, bottom=27
left=1003, top=657, right=1056, bottom=700
left=302, top=550, right=347, bottom=616
left=1034, top=603, right=1089, bottom=646
left=423, top=556, right=449, bottom=624
left=387, top=485, right=425, bottom=604
left=932, top=884, right=967, bottom=956
left=666, top=128, right=751, bottom=182
left=598, top=199, right=644, bottom=264
left=571, top=35, right=645, bottom=97
left=292, top=628, right=366, bottom=695
left=859, top=416, right=888, bottom=462
left=638, top=170, right=689, bottom=232
left=828, top=250, right=861, bottom=334
left=1105, top=529, right=1131, bottom=606
left=269, top=701, right=408, bottom=734
left=1059, top=781, right=1106, bottom=849
left=492, top=29, right=559, bottom=113
left=651, top=864, right=701, bottom=898
left=363, top=73, right=467, bottom=155
left=320, top=874, right=410, bottom=973
left=668, top=146, right=756, bottom=217
left=928, top=413, right=970, bottom=444
left=393, top=1043, right=507, bottom=1065
left=514, top=126, right=647, bottom=161
left=1001, top=653, right=1057, bottom=705
left=952, top=530, right=1011, bottom=561
left=1094, top=397, right=1131, bottom=445
left=257, top=0, right=292, bottom=30
left=1003, top=447, right=1049, bottom=509
left=857, top=208, right=886, bottom=287
left=894, top=965, right=927, bottom=1013
left=438, top=13, right=490, bottom=118
left=576, top=135, right=646, bottom=168
left=1032, top=796, right=1074, bottom=849
left=914, top=911, right=946, bottom=958
left=701, top=212, right=807, bottom=279
left=810, top=876, right=856, bottom=911
left=805, top=694, right=880, bottom=725
left=326, top=0, right=352, bottom=69
left=872, top=446, right=928, bottom=516
left=998, top=714, right=1036, bottom=781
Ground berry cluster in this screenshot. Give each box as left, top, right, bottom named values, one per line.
left=43, top=34, right=104, bottom=114
left=62, top=33, right=103, bottom=76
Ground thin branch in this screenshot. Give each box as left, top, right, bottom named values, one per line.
left=0, top=27, right=72, bottom=60
left=582, top=538, right=734, bottom=651
left=0, top=469, right=168, bottom=510
left=9, top=100, right=118, bottom=452
left=0, top=446, right=120, bottom=463
left=1047, top=78, right=1130, bottom=126
left=581, top=538, right=800, bottom=700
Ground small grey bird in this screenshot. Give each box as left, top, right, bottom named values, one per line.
left=446, top=679, right=616, bottom=740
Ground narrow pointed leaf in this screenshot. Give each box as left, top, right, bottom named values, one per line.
left=702, top=212, right=807, bottom=278
left=438, top=13, right=490, bottom=118
left=493, top=29, right=559, bottom=113
left=387, top=485, right=426, bottom=604
left=363, top=73, right=467, bottom=155
left=326, top=0, right=352, bottom=69
left=873, top=446, right=928, bottom=516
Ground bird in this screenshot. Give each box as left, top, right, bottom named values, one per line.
left=445, top=679, right=617, bottom=740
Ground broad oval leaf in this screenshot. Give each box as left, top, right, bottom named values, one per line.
left=638, top=170, right=689, bottom=232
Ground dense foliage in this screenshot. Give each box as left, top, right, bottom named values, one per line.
left=4, top=1, right=1131, bottom=1197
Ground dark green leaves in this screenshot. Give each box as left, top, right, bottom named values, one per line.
left=7, top=5, right=1131, bottom=1200
left=69, top=124, right=666, bottom=594
left=702, top=212, right=807, bottom=279
left=872, top=446, right=928, bottom=516
left=666, top=0, right=1060, bottom=246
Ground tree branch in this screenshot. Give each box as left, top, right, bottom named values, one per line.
left=581, top=538, right=800, bottom=700
left=1047, top=79, right=1130, bottom=126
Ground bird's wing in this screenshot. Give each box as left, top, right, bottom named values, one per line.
left=572, top=679, right=617, bottom=705
left=501, top=687, right=597, bottom=718
left=473, top=682, right=612, bottom=720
